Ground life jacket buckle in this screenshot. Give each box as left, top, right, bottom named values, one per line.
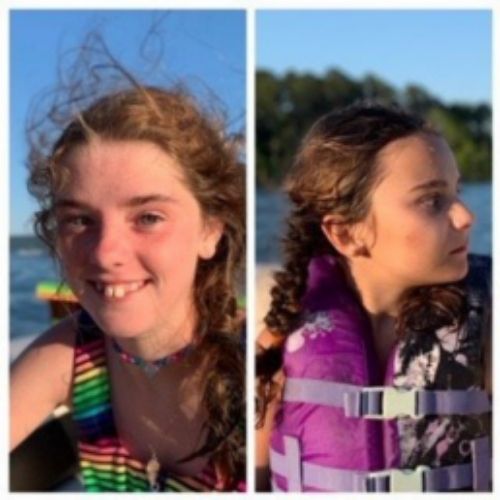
left=365, top=465, right=429, bottom=492
left=390, top=466, right=429, bottom=492
left=362, top=386, right=418, bottom=419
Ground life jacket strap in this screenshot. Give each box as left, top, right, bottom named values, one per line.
left=270, top=437, right=491, bottom=492
left=284, top=378, right=491, bottom=419
left=283, top=436, right=301, bottom=491
left=472, top=436, right=491, bottom=491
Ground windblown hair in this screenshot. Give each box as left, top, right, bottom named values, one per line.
left=256, top=102, right=466, bottom=426
left=28, top=86, right=245, bottom=486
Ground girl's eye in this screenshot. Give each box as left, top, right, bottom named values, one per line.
left=418, top=193, right=448, bottom=214
left=57, top=214, right=93, bottom=232
left=137, top=213, right=164, bottom=227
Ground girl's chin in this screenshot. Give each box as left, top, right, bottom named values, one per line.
left=430, top=259, right=469, bottom=285
left=446, top=256, right=469, bottom=281
left=87, top=313, right=149, bottom=338
left=406, top=260, right=469, bottom=288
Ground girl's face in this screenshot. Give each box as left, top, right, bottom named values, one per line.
left=54, top=139, right=222, bottom=340
left=359, top=132, right=473, bottom=289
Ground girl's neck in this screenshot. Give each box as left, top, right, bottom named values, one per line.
left=111, top=306, right=197, bottom=362
left=342, top=258, right=403, bottom=318
left=341, top=259, right=400, bottom=371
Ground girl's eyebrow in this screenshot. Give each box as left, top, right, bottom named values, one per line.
left=410, top=179, right=447, bottom=192
left=410, top=176, right=461, bottom=193
left=53, top=199, right=89, bottom=210
left=123, top=194, right=177, bottom=207
left=54, top=194, right=177, bottom=210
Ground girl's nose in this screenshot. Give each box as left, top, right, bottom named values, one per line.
left=450, top=199, right=475, bottom=231
left=88, top=222, right=128, bottom=268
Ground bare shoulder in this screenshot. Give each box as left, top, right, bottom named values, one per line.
left=12, top=313, right=78, bottom=371
left=10, top=313, right=79, bottom=451
left=257, top=328, right=282, bottom=350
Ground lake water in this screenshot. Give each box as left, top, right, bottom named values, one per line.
left=10, top=238, right=59, bottom=354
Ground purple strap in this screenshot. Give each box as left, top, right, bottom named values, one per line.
left=270, top=437, right=491, bottom=492
left=418, top=389, right=491, bottom=416
left=423, top=462, right=472, bottom=491
left=270, top=446, right=373, bottom=491
left=284, top=378, right=491, bottom=418
left=283, top=436, right=302, bottom=491
left=284, top=378, right=358, bottom=407
left=471, top=436, right=491, bottom=491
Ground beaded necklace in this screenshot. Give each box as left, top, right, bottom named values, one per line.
left=111, top=339, right=193, bottom=377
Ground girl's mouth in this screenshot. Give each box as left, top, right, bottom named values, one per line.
left=89, top=280, right=150, bottom=299
left=450, top=245, right=467, bottom=255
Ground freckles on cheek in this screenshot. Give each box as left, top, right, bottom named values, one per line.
left=58, top=235, right=94, bottom=276
left=56, top=236, right=75, bottom=262
left=61, top=237, right=84, bottom=258
left=149, top=229, right=200, bottom=264
left=404, top=231, right=422, bottom=246
left=403, top=229, right=423, bottom=248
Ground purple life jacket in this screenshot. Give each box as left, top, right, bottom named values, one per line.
left=269, top=254, right=491, bottom=492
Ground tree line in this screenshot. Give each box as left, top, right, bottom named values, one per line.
left=257, top=69, right=491, bottom=187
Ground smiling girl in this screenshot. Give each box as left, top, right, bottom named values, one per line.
left=11, top=86, right=245, bottom=491
left=256, top=103, right=491, bottom=492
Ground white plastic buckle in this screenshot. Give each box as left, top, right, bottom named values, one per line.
left=366, top=465, right=429, bottom=492
left=363, top=386, right=418, bottom=419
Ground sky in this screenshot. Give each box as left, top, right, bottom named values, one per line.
left=257, top=10, right=491, bottom=104
left=10, top=10, right=246, bottom=235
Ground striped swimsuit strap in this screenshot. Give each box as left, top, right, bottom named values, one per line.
left=72, top=310, right=228, bottom=492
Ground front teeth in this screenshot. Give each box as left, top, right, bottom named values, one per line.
left=105, top=285, right=125, bottom=298
left=95, top=281, right=144, bottom=299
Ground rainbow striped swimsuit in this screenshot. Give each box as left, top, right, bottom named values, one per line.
left=72, top=311, right=223, bottom=492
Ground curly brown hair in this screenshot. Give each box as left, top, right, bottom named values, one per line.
left=256, top=102, right=466, bottom=426
left=27, top=85, right=245, bottom=486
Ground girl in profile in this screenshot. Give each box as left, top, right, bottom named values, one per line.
left=256, top=103, right=491, bottom=492
left=10, top=48, right=246, bottom=491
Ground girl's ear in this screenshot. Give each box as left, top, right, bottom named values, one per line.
left=321, top=215, right=370, bottom=258
left=198, top=217, right=224, bottom=260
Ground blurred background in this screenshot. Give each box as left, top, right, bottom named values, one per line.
left=10, top=10, right=246, bottom=349
left=256, top=10, right=492, bottom=266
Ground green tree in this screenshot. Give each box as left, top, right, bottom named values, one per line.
left=256, top=68, right=491, bottom=186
